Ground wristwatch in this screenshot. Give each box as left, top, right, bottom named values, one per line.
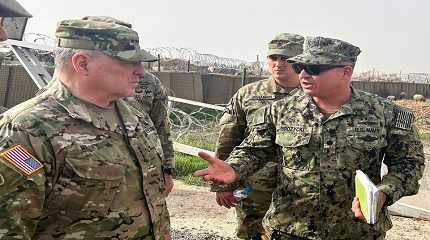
left=162, top=166, right=174, bottom=175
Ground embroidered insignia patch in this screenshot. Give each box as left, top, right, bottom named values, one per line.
left=394, top=107, right=414, bottom=131
left=0, top=145, right=43, bottom=176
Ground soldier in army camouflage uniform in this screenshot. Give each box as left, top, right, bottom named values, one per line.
left=195, top=36, right=425, bottom=240
left=212, top=33, right=304, bottom=240
left=79, top=16, right=175, bottom=195
left=0, top=17, right=171, bottom=240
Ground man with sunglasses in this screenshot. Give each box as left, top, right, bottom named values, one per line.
left=212, top=33, right=304, bottom=240
left=194, top=36, right=424, bottom=239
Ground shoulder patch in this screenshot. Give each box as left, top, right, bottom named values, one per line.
left=0, top=145, right=43, bottom=176
left=393, top=107, right=414, bottom=131
left=250, top=95, right=276, bottom=100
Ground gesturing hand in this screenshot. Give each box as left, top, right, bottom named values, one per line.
left=193, top=151, right=237, bottom=184
left=216, top=191, right=237, bottom=208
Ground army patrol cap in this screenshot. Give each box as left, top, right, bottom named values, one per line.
left=288, top=36, right=361, bottom=65
left=55, top=17, right=157, bottom=63
left=267, top=33, right=304, bottom=57
left=0, top=0, right=32, bottom=17
left=82, top=16, right=132, bottom=28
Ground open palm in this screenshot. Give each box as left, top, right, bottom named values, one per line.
left=193, top=151, right=236, bottom=184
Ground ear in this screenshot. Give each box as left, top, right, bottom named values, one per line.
left=343, top=65, right=354, bottom=79
left=70, top=52, right=91, bottom=75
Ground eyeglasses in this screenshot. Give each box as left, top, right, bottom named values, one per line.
left=292, top=63, right=348, bottom=75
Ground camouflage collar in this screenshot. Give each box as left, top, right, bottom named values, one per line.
left=269, top=77, right=299, bottom=94
left=45, top=78, right=144, bottom=132
left=297, top=87, right=362, bottom=119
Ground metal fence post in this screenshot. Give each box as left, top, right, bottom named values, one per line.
left=157, top=54, right=161, bottom=72
left=241, top=67, right=247, bottom=86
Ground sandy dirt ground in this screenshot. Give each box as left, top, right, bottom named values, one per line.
left=167, top=180, right=430, bottom=240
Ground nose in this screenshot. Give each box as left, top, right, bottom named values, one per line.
left=274, top=58, right=283, bottom=66
left=299, top=69, right=312, bottom=80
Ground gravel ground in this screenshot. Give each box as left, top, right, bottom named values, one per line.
left=167, top=181, right=430, bottom=240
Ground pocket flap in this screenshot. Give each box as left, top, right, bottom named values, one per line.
left=275, top=127, right=311, bottom=147
left=66, top=158, right=124, bottom=181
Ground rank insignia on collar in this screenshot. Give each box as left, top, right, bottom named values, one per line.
left=0, top=145, right=43, bottom=176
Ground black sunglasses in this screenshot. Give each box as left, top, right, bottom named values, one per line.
left=292, top=63, right=347, bottom=75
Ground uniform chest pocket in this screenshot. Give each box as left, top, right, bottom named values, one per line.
left=275, top=130, right=313, bottom=170
left=47, top=158, right=125, bottom=219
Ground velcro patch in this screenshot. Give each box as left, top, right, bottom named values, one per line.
left=0, top=145, right=43, bottom=176
left=393, top=107, right=414, bottom=131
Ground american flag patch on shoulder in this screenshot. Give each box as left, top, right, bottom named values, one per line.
left=393, top=107, right=414, bottom=131
left=0, top=145, right=43, bottom=176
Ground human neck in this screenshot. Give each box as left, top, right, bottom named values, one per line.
left=273, top=76, right=299, bottom=88
left=58, top=71, right=115, bottom=108
left=313, top=88, right=352, bottom=114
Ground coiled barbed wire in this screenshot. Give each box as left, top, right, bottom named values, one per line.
left=147, top=47, right=258, bottom=70
left=9, top=34, right=264, bottom=72
left=168, top=101, right=224, bottom=143
left=165, top=87, right=224, bottom=145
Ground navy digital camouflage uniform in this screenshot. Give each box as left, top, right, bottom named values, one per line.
left=0, top=17, right=170, bottom=239
left=226, top=37, right=425, bottom=239
left=127, top=72, right=175, bottom=171
left=214, top=33, right=304, bottom=239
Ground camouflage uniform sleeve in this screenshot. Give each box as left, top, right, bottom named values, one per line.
left=149, top=77, right=175, bottom=170
left=377, top=106, right=425, bottom=206
left=0, top=123, right=50, bottom=239
left=226, top=107, right=278, bottom=182
left=215, top=91, right=247, bottom=160
left=211, top=92, right=247, bottom=192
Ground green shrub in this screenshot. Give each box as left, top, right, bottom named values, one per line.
left=174, top=152, right=209, bottom=186
left=419, top=131, right=430, bottom=143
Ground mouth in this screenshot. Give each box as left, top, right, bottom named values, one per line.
left=301, top=81, right=313, bottom=89
left=273, top=71, right=286, bottom=76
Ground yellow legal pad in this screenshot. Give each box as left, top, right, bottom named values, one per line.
left=355, top=170, right=381, bottom=224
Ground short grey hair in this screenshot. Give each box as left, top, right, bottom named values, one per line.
left=337, top=61, right=356, bottom=70
left=54, top=48, right=102, bottom=68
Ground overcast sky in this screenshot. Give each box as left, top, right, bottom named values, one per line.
left=18, top=0, right=429, bottom=73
